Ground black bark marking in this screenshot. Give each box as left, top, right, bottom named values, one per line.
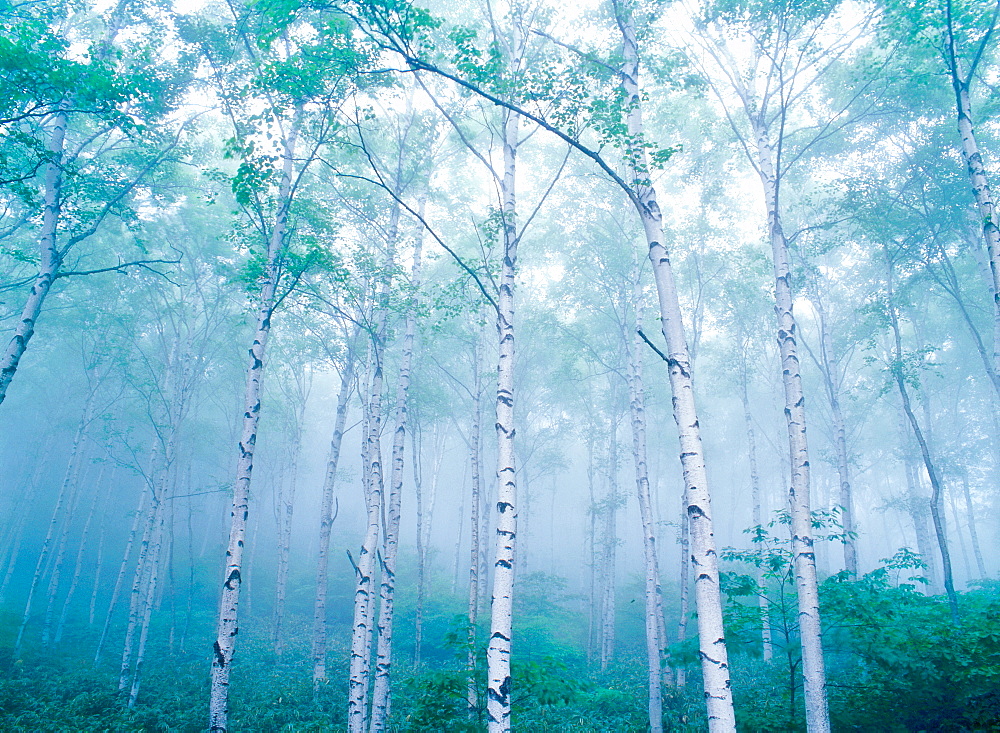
left=213, top=640, right=226, bottom=668
left=224, top=568, right=241, bottom=589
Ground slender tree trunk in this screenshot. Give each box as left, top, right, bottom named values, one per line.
left=369, top=207, right=425, bottom=733
left=0, top=460, right=44, bottom=605
left=751, top=120, right=829, bottom=731
left=809, top=291, right=857, bottom=575
left=486, top=107, right=520, bottom=733
left=274, top=396, right=305, bottom=658
left=675, top=494, right=689, bottom=688
left=208, top=107, right=302, bottom=733
left=88, top=468, right=116, bottom=627
left=467, top=335, right=483, bottom=714
left=348, top=202, right=399, bottom=733
left=95, top=485, right=146, bottom=665
left=961, top=471, right=986, bottom=578
left=627, top=273, right=665, bottom=732
left=951, top=72, right=1000, bottom=368
left=0, top=109, right=67, bottom=406
left=55, top=463, right=109, bottom=643
left=311, top=342, right=356, bottom=687
left=15, top=390, right=93, bottom=654
left=886, top=268, right=959, bottom=621
left=737, top=340, right=773, bottom=661
left=600, top=418, right=619, bottom=673
left=613, top=7, right=735, bottom=727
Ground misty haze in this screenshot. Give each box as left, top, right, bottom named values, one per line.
left=0, top=0, right=998, bottom=730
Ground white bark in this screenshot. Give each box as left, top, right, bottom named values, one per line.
left=0, top=109, right=67, bottom=406
left=311, top=342, right=356, bottom=687
left=613, top=6, right=735, bottom=727
left=369, top=210, right=424, bottom=732
left=208, top=107, right=301, bottom=733
left=348, top=203, right=399, bottom=733
left=626, top=286, right=665, bottom=732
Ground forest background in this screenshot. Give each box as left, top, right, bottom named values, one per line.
left=0, top=0, right=999, bottom=730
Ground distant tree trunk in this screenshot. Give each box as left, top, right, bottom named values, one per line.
left=736, top=337, right=772, bottom=661
left=274, top=388, right=306, bottom=658
left=675, top=494, right=689, bottom=688
left=807, top=287, right=858, bottom=576
left=311, top=340, right=356, bottom=688
left=899, top=430, right=938, bottom=592
left=15, top=389, right=94, bottom=654
left=960, top=470, right=986, bottom=578
left=626, top=281, right=665, bottom=732
left=369, top=208, right=424, bottom=733
left=886, top=265, right=959, bottom=622
left=586, top=429, right=598, bottom=666
left=95, top=485, right=146, bottom=666
left=599, top=416, right=619, bottom=673
left=486, top=106, right=520, bottom=733
left=467, top=335, right=484, bottom=714
left=208, top=106, right=302, bottom=733
left=0, top=460, right=44, bottom=605
left=613, top=5, right=735, bottom=726
left=55, top=463, right=109, bottom=643
left=88, top=469, right=116, bottom=627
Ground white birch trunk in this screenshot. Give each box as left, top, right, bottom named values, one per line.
left=311, top=341, right=356, bottom=687
left=369, top=211, right=425, bottom=733
left=208, top=108, right=301, bottom=733
left=55, top=463, right=109, bottom=643
left=613, top=6, right=736, bottom=727
left=737, top=346, right=772, bottom=661
left=348, top=202, right=400, bottom=733
left=961, top=471, right=986, bottom=578
left=15, top=390, right=93, bottom=654
left=0, top=109, right=67, bottom=406
left=600, top=421, right=619, bottom=673
left=486, top=108, right=519, bottom=733
left=274, top=396, right=305, bottom=657
left=467, top=335, right=484, bottom=714
left=954, top=83, right=1000, bottom=374
left=94, top=485, right=146, bottom=665
left=627, top=279, right=665, bottom=731
left=751, top=125, right=830, bottom=732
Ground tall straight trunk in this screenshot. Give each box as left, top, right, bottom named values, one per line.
left=88, top=468, right=116, bottom=626
left=961, top=471, right=986, bottom=578
left=467, top=336, right=483, bottom=714
left=209, top=107, right=302, bottom=733
left=900, top=435, right=938, bottom=591
left=128, top=495, right=169, bottom=708
left=810, top=291, right=857, bottom=575
left=586, top=429, right=598, bottom=666
left=0, top=460, right=44, bottom=604
left=627, top=274, right=665, bottom=732
left=751, top=121, right=829, bottom=731
left=486, top=107, right=520, bottom=733
left=948, top=17, right=1000, bottom=372
left=348, top=203, right=399, bottom=733
left=55, top=464, right=109, bottom=643
left=311, top=342, right=356, bottom=687
left=675, top=494, right=689, bottom=688
left=613, top=6, right=735, bottom=727
left=0, top=108, right=67, bottom=406
left=736, top=340, right=773, bottom=661
left=886, top=269, right=959, bottom=621
left=369, top=208, right=425, bottom=733
left=599, top=420, right=619, bottom=673
left=95, top=485, right=146, bottom=665
left=274, top=397, right=305, bottom=657
left=15, top=390, right=94, bottom=654
left=41, top=448, right=90, bottom=647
